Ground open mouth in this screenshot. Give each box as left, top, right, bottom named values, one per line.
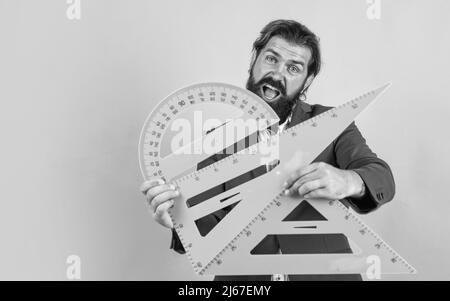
left=260, top=84, right=281, bottom=101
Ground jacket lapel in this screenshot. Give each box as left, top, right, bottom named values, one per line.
left=288, top=101, right=312, bottom=129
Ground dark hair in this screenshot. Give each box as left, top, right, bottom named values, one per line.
left=251, top=19, right=322, bottom=79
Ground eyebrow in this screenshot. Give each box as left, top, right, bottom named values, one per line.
left=265, top=48, right=305, bottom=67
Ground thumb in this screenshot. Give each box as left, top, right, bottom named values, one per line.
left=160, top=211, right=174, bottom=229
left=155, top=200, right=174, bottom=228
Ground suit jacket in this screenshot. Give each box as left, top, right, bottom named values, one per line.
left=169, top=102, right=396, bottom=281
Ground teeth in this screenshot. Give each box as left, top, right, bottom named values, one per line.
left=266, top=84, right=278, bottom=91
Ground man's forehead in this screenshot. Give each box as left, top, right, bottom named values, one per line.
left=262, top=36, right=312, bottom=62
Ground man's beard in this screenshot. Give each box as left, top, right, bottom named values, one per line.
left=246, top=73, right=304, bottom=125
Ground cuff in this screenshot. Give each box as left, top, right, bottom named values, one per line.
left=346, top=169, right=380, bottom=214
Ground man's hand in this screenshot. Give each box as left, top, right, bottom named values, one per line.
left=140, top=177, right=180, bottom=229
left=282, top=162, right=365, bottom=200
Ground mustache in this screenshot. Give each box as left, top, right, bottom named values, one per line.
left=255, top=77, right=286, bottom=96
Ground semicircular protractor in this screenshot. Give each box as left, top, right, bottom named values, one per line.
left=138, top=82, right=279, bottom=181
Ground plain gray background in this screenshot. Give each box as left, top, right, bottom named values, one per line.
left=0, top=0, right=449, bottom=280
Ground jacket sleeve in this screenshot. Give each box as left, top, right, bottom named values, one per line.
left=333, top=122, right=396, bottom=214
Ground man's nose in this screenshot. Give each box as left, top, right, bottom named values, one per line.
left=271, top=64, right=286, bottom=81
left=271, top=71, right=283, bottom=82
left=273, top=70, right=284, bottom=82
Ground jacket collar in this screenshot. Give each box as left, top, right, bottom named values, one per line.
left=288, top=101, right=312, bottom=128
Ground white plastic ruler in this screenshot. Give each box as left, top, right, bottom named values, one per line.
left=138, top=82, right=416, bottom=277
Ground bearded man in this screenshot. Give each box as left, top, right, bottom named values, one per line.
left=140, top=19, right=395, bottom=281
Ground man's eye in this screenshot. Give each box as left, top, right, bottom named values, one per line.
left=265, top=55, right=276, bottom=64
left=289, top=65, right=301, bottom=73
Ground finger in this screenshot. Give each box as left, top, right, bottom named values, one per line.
left=146, top=183, right=176, bottom=200
left=140, top=178, right=165, bottom=194
left=304, top=188, right=332, bottom=200
left=151, top=190, right=180, bottom=213
left=297, top=179, right=324, bottom=197
left=154, top=201, right=174, bottom=228
left=286, top=171, right=321, bottom=195
left=283, top=163, right=321, bottom=189
left=146, top=183, right=176, bottom=209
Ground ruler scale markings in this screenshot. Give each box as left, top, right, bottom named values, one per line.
left=138, top=82, right=415, bottom=276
